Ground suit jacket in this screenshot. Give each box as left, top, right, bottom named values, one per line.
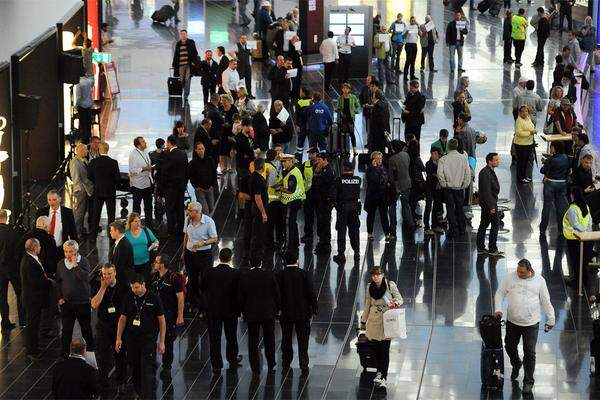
left=21, top=228, right=59, bottom=275
left=172, top=39, right=199, bottom=69
left=0, top=224, right=22, bottom=276
left=217, top=55, right=230, bottom=85
left=236, top=42, right=252, bottom=77
left=276, top=266, right=318, bottom=321
left=52, top=356, right=99, bottom=400
left=20, top=254, right=51, bottom=305
left=88, top=155, right=120, bottom=198
left=198, top=58, right=219, bottom=86
left=478, top=165, right=499, bottom=212
left=109, top=236, right=134, bottom=281
left=201, top=263, right=241, bottom=319
left=445, top=20, right=468, bottom=46
left=35, top=206, right=78, bottom=244
left=193, top=125, right=212, bottom=150
left=238, top=268, right=280, bottom=322
left=161, top=147, right=189, bottom=192
left=270, top=66, right=291, bottom=101
left=70, top=157, right=94, bottom=196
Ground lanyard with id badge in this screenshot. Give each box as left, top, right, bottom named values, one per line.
left=133, top=296, right=147, bottom=327
left=107, top=286, right=117, bottom=315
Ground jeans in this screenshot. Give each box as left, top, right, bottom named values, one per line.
left=195, top=187, right=215, bottom=215
left=448, top=44, right=463, bottom=71
left=513, top=39, right=525, bottom=64
left=504, top=321, right=539, bottom=385
left=178, top=65, right=192, bottom=98
left=421, top=44, right=435, bottom=70
left=539, top=180, right=568, bottom=233
left=366, top=200, right=389, bottom=235
left=444, top=188, right=466, bottom=236
left=376, top=57, right=392, bottom=83
left=391, top=43, right=404, bottom=70
left=389, top=189, right=414, bottom=234
left=308, top=131, right=327, bottom=152
left=477, top=208, right=499, bottom=252
left=131, top=186, right=153, bottom=226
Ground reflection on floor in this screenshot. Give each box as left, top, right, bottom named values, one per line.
left=2, top=0, right=600, bottom=398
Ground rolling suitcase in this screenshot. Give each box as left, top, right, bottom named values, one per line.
left=489, top=0, right=502, bottom=16
left=356, top=332, right=378, bottom=372
left=479, top=314, right=503, bottom=349
left=477, top=0, right=491, bottom=13
left=151, top=5, right=175, bottom=23
left=481, top=345, right=504, bottom=390
left=168, top=67, right=183, bottom=97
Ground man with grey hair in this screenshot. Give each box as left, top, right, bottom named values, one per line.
left=182, top=201, right=218, bottom=314
left=70, top=143, right=94, bottom=236
left=52, top=337, right=99, bottom=399
left=21, top=215, right=59, bottom=275
left=0, top=209, right=23, bottom=330
left=56, top=240, right=94, bottom=358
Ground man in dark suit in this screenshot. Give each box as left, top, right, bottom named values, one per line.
left=88, top=142, right=120, bottom=234
left=269, top=56, right=292, bottom=112
left=20, top=238, right=52, bottom=360
left=216, top=46, right=230, bottom=93
left=161, top=135, right=189, bottom=236
left=35, top=189, right=78, bottom=249
left=108, top=220, right=134, bottom=282
left=277, top=251, right=318, bottom=373
left=52, top=338, right=99, bottom=400
left=193, top=118, right=213, bottom=154
left=172, top=29, right=198, bottom=100
left=236, top=35, right=254, bottom=99
left=204, top=94, right=225, bottom=161
left=0, top=209, right=24, bottom=330
left=238, top=259, right=281, bottom=373
left=477, top=153, right=503, bottom=257
left=201, top=248, right=242, bottom=374
left=198, top=50, right=219, bottom=104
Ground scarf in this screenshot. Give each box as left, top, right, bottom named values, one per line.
left=369, top=278, right=387, bottom=300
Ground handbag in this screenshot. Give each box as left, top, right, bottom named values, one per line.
left=143, top=228, right=158, bottom=262
left=383, top=308, right=407, bottom=339
left=543, top=114, right=554, bottom=134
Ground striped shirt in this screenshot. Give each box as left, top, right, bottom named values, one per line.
left=179, top=41, right=188, bottom=65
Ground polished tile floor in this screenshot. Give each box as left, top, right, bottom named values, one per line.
left=2, top=0, right=600, bottom=398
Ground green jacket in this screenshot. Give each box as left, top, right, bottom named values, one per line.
left=373, top=33, right=390, bottom=60
left=335, top=94, right=361, bottom=121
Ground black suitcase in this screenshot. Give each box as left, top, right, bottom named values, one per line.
left=151, top=5, right=175, bottom=23
left=168, top=76, right=183, bottom=97
left=477, top=0, right=490, bottom=13
left=489, top=0, right=502, bottom=16
left=481, top=345, right=504, bottom=390
left=356, top=333, right=378, bottom=372
left=479, top=315, right=503, bottom=349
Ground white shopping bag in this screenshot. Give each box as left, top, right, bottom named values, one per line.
left=383, top=308, right=407, bottom=339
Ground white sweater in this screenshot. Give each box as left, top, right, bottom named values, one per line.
left=495, top=272, right=555, bottom=327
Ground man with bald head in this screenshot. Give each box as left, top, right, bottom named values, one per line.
left=88, top=141, right=120, bottom=234
left=70, top=143, right=94, bottom=236
left=52, top=338, right=99, bottom=399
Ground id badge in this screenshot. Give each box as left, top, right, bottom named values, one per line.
left=132, top=318, right=141, bottom=327
left=107, top=307, right=116, bottom=314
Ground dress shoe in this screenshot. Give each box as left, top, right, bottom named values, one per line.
left=267, top=365, right=277, bottom=373
left=300, top=235, right=313, bottom=243
left=333, top=254, right=346, bottom=264
left=160, top=367, right=171, bottom=378
left=300, top=367, right=310, bottom=374
left=1, top=322, right=16, bottom=330
left=522, top=382, right=533, bottom=394
left=511, top=361, right=521, bottom=380
left=353, top=252, right=360, bottom=262
left=27, top=352, right=42, bottom=361
left=212, top=368, right=221, bottom=375
left=230, top=355, right=243, bottom=367
left=458, top=68, right=466, bottom=72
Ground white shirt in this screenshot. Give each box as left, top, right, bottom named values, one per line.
left=48, top=207, right=63, bottom=247
left=495, top=271, right=556, bottom=327
left=222, top=67, right=241, bottom=93
left=184, top=214, right=218, bottom=252
left=128, top=147, right=153, bottom=189
left=27, top=253, right=44, bottom=270
left=404, top=24, right=419, bottom=44
left=336, top=34, right=356, bottom=54
left=319, top=38, right=339, bottom=63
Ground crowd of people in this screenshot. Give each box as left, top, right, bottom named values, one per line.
left=0, top=1, right=599, bottom=399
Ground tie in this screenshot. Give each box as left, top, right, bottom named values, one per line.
left=49, top=210, right=57, bottom=236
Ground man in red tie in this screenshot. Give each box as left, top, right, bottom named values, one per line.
left=35, top=190, right=78, bottom=253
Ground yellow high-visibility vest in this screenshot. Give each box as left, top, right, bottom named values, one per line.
left=302, top=160, right=314, bottom=192
left=562, top=204, right=592, bottom=240
left=265, top=162, right=281, bottom=203
left=281, top=167, right=305, bottom=204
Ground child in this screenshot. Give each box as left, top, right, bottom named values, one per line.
left=424, top=149, right=444, bottom=235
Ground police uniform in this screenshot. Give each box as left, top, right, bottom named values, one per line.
left=150, top=270, right=183, bottom=371
left=121, top=290, right=165, bottom=398
left=333, top=173, right=362, bottom=260
left=313, top=162, right=335, bottom=253
left=264, top=162, right=285, bottom=248
left=281, top=164, right=306, bottom=252
left=300, top=159, right=315, bottom=242
left=94, top=280, right=128, bottom=388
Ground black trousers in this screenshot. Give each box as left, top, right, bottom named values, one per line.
left=184, top=249, right=213, bottom=310
left=316, top=203, right=332, bottom=244
left=131, top=186, right=153, bottom=227
left=374, top=339, right=391, bottom=378
left=246, top=206, right=266, bottom=265
left=405, top=121, right=423, bottom=142
left=0, top=270, right=24, bottom=327
left=247, top=319, right=276, bottom=371
left=403, top=43, right=417, bottom=78
left=504, top=321, right=539, bottom=385
left=339, top=53, right=351, bottom=83
left=241, top=71, right=253, bottom=96
left=165, top=186, right=185, bottom=235
left=514, top=144, right=531, bottom=181
left=202, top=83, right=217, bottom=105
left=77, top=106, right=92, bottom=143
left=566, top=239, right=593, bottom=282
left=391, top=44, right=404, bottom=71
left=280, top=319, right=311, bottom=369
left=477, top=209, right=499, bottom=252
left=323, top=62, right=336, bottom=91
left=208, top=316, right=239, bottom=370
left=420, top=44, right=435, bottom=70
left=285, top=201, right=302, bottom=251
left=503, top=39, right=512, bottom=62
left=60, top=302, right=94, bottom=357
left=303, top=192, right=316, bottom=238
left=366, top=200, right=389, bottom=235
left=25, top=301, right=44, bottom=354
left=424, top=191, right=443, bottom=230
left=96, top=325, right=127, bottom=386
left=513, top=39, right=525, bottom=64
left=266, top=202, right=285, bottom=246
left=559, top=7, right=572, bottom=31
left=336, top=204, right=360, bottom=254
left=93, top=195, right=116, bottom=230
left=444, top=189, right=466, bottom=236
left=163, top=315, right=175, bottom=369
left=127, top=336, right=155, bottom=398
left=534, top=36, right=547, bottom=64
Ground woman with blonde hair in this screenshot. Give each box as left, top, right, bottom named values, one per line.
left=218, top=93, right=239, bottom=172
left=235, top=86, right=257, bottom=117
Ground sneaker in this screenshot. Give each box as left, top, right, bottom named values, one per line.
left=477, top=248, right=489, bottom=255
left=524, top=177, right=532, bottom=182
left=488, top=250, right=505, bottom=257
left=373, top=372, right=383, bottom=385
left=378, top=378, right=387, bottom=389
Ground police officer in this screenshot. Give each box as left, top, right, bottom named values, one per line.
left=333, top=161, right=362, bottom=263
left=90, top=263, right=128, bottom=394
left=116, top=275, right=166, bottom=399
left=300, top=148, right=318, bottom=244
left=150, top=254, right=184, bottom=379
left=313, top=152, right=335, bottom=255
left=280, top=154, right=306, bottom=253
left=265, top=149, right=285, bottom=249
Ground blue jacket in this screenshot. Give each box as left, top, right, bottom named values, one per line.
left=540, top=154, right=570, bottom=181
left=306, top=102, right=333, bottom=134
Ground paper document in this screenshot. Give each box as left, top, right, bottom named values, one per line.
left=456, top=21, right=466, bottom=29
left=246, top=40, right=257, bottom=50
left=277, top=108, right=289, bottom=123
left=294, top=41, right=302, bottom=51
left=395, top=23, right=405, bottom=32
left=287, top=68, right=298, bottom=78
left=425, top=21, right=435, bottom=32
left=378, top=34, right=388, bottom=43
left=285, top=31, right=296, bottom=42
